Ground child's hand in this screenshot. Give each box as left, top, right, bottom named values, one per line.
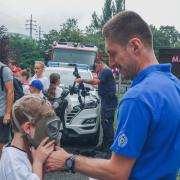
left=31, top=137, right=55, bottom=165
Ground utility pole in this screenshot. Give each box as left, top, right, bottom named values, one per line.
left=118, top=0, right=125, bottom=104
left=25, top=14, right=37, bottom=39
left=35, top=26, right=44, bottom=40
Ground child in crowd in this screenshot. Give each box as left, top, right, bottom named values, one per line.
left=0, top=94, right=57, bottom=180
left=12, top=67, right=21, bottom=78
left=19, top=68, right=31, bottom=94
left=29, top=80, right=43, bottom=95
left=46, top=73, right=72, bottom=147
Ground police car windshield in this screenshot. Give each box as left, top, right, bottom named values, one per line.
left=43, top=69, right=93, bottom=90
left=52, top=49, right=96, bottom=72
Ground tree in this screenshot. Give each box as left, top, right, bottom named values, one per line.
left=100, top=0, right=113, bottom=26
left=59, top=18, right=84, bottom=43
left=90, top=0, right=124, bottom=31
left=85, top=0, right=124, bottom=54
left=8, top=34, right=23, bottom=65
left=159, top=25, right=180, bottom=46
left=9, top=35, right=44, bottom=75
left=0, top=25, right=12, bottom=64
left=42, top=29, right=60, bottom=50
left=149, top=25, right=180, bottom=59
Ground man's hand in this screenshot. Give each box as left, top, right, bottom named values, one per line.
left=75, top=78, right=84, bottom=84
left=44, top=146, right=71, bottom=174
left=3, top=113, right=10, bottom=125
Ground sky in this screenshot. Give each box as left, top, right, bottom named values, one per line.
left=0, top=0, right=180, bottom=39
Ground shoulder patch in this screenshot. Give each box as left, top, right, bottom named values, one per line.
left=118, top=133, right=128, bottom=147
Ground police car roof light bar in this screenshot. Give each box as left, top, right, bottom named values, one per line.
left=47, top=62, right=89, bottom=69
left=85, top=44, right=94, bottom=48
left=58, top=42, right=67, bottom=45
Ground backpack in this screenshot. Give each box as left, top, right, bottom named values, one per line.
left=0, top=65, right=24, bottom=102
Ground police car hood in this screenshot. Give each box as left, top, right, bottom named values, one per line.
left=70, top=91, right=99, bottom=107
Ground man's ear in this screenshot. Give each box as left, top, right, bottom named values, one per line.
left=23, top=122, right=31, bottom=135
left=129, top=38, right=142, bottom=55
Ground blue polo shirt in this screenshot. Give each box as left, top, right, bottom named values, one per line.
left=111, top=64, right=180, bottom=180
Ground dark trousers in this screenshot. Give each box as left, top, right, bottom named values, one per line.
left=0, top=116, right=11, bottom=143
left=101, top=96, right=118, bottom=142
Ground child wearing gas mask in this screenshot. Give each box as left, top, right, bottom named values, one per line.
left=0, top=94, right=61, bottom=180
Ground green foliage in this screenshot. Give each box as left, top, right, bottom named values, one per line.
left=59, top=18, right=84, bottom=43
left=174, top=41, right=180, bottom=48
left=159, top=25, right=180, bottom=46
left=0, top=25, right=12, bottom=64
left=42, top=29, right=60, bottom=50
left=9, top=35, right=44, bottom=75
left=85, top=0, right=124, bottom=55
left=149, top=25, right=180, bottom=59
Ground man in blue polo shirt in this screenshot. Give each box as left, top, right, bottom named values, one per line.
left=44, top=11, right=180, bottom=180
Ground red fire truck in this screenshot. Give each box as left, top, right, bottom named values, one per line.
left=45, top=39, right=115, bottom=78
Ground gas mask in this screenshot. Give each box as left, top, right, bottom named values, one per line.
left=12, top=95, right=62, bottom=147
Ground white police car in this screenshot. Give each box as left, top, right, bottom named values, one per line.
left=43, top=62, right=101, bottom=146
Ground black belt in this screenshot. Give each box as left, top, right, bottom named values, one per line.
left=101, top=92, right=116, bottom=99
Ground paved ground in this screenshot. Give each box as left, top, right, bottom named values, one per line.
left=45, top=126, right=106, bottom=180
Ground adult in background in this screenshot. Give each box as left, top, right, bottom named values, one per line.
left=0, top=61, right=14, bottom=158
left=76, top=57, right=117, bottom=152
left=8, top=60, right=17, bottom=71
left=30, top=61, right=50, bottom=95
left=44, top=11, right=180, bottom=180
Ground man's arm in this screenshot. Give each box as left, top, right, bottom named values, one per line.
left=3, top=81, right=14, bottom=125
left=44, top=147, right=136, bottom=180
left=75, top=78, right=101, bottom=85
left=92, top=84, right=98, bottom=89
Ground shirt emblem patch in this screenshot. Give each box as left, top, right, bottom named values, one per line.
left=118, top=133, right=128, bottom=147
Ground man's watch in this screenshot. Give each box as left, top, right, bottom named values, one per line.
left=65, top=155, right=76, bottom=173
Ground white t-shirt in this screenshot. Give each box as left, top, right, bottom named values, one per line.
left=55, top=87, right=73, bottom=115
left=30, top=76, right=50, bottom=95
left=23, top=84, right=30, bottom=94
left=0, top=144, right=40, bottom=180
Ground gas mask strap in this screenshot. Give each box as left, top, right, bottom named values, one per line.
left=12, top=105, right=33, bottom=164
left=23, top=136, right=33, bottom=165
left=12, top=105, right=27, bottom=136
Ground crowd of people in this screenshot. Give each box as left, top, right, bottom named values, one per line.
left=0, top=60, right=73, bottom=157
left=0, top=10, right=180, bottom=180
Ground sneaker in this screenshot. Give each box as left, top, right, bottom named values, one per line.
left=93, top=141, right=109, bottom=152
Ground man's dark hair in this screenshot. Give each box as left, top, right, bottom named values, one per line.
left=94, top=57, right=106, bottom=64
left=102, top=11, right=153, bottom=50
left=9, top=60, right=17, bottom=66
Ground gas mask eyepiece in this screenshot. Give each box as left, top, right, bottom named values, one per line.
left=46, top=120, right=60, bottom=139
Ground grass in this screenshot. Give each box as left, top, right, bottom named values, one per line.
left=113, top=94, right=180, bottom=179
left=113, top=94, right=124, bottom=133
